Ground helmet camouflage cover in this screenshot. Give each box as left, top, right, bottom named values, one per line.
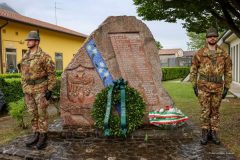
left=206, top=27, right=219, bottom=38
left=25, top=31, right=40, bottom=41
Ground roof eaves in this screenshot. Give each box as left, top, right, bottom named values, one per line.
left=0, top=10, right=87, bottom=38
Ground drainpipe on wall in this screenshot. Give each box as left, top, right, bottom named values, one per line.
left=0, top=22, right=9, bottom=74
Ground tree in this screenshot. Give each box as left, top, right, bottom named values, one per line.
left=156, top=40, right=163, bottom=49
left=187, top=32, right=206, bottom=50
left=133, top=0, right=240, bottom=38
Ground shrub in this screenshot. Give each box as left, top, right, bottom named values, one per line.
left=0, top=77, right=61, bottom=107
left=55, top=70, right=63, bottom=77
left=0, top=73, right=21, bottom=79
left=0, top=71, right=63, bottom=79
left=0, top=77, right=23, bottom=104
left=9, top=98, right=28, bottom=129
left=162, top=67, right=190, bottom=81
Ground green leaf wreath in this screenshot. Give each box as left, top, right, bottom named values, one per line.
left=92, top=85, right=146, bottom=137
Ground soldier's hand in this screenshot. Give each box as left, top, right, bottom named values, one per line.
left=222, top=87, right=229, bottom=99
left=193, top=85, right=198, bottom=97
left=45, top=90, right=52, bottom=101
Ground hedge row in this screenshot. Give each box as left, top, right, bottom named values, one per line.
left=0, top=77, right=61, bottom=106
left=0, top=70, right=63, bottom=79
left=0, top=67, right=189, bottom=105
left=162, top=67, right=190, bottom=81
left=0, top=77, right=23, bottom=104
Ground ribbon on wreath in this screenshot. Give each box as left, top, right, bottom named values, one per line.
left=149, top=105, right=188, bottom=128
left=104, top=78, right=128, bottom=136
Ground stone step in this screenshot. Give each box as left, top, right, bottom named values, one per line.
left=48, top=119, right=197, bottom=140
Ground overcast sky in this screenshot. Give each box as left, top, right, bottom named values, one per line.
left=1, top=0, right=189, bottom=50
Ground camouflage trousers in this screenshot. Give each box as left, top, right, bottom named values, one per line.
left=198, top=89, right=222, bottom=131
left=24, top=92, right=49, bottom=133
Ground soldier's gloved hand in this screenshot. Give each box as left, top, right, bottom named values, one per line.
left=193, top=85, right=198, bottom=97
left=45, top=90, right=52, bottom=101
left=222, top=87, right=229, bottom=99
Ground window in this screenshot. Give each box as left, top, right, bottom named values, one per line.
left=6, top=48, right=18, bottom=73
left=55, top=53, right=63, bottom=70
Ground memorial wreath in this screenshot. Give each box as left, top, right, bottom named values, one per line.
left=92, top=79, right=146, bottom=137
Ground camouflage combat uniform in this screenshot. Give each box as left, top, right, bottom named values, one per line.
left=19, top=47, right=56, bottom=133
left=190, top=45, right=232, bottom=131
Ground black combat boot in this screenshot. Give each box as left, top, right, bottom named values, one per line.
left=25, top=132, right=40, bottom=147
left=211, top=130, right=220, bottom=145
left=207, top=130, right=212, bottom=141
left=36, top=133, right=48, bottom=150
left=200, top=129, right=208, bottom=145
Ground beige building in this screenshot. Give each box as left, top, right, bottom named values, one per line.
left=218, top=30, right=240, bottom=86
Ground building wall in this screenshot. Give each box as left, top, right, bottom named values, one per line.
left=0, top=21, right=86, bottom=73
left=230, top=38, right=240, bottom=84
left=159, top=54, right=175, bottom=62
left=176, top=50, right=183, bottom=57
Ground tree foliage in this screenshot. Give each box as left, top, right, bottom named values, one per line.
left=133, top=0, right=240, bottom=38
left=187, top=32, right=206, bottom=50
left=156, top=40, right=163, bottom=49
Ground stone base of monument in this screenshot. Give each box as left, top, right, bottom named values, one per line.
left=0, top=119, right=236, bottom=160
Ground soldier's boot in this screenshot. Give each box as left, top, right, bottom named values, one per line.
left=207, top=130, right=212, bottom=141
left=25, top=132, right=40, bottom=147
left=211, top=130, right=220, bottom=145
left=36, top=133, right=48, bottom=150
left=200, top=129, right=208, bottom=145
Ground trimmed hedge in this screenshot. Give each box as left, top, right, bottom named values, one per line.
left=0, top=73, right=21, bottom=79
left=0, top=77, right=23, bottom=104
left=0, top=70, right=63, bottom=79
left=162, top=67, right=190, bottom=81
left=0, top=77, right=61, bottom=106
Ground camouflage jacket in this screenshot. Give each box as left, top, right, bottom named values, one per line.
left=190, top=45, right=232, bottom=93
left=18, top=47, right=56, bottom=94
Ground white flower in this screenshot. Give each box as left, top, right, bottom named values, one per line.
left=159, top=108, right=164, bottom=113
left=99, top=62, right=105, bottom=68
left=169, top=108, right=174, bottom=112
left=87, top=45, right=92, bottom=51
left=98, top=68, right=103, bottom=73
left=104, top=72, right=109, bottom=77
left=92, top=48, right=97, bottom=54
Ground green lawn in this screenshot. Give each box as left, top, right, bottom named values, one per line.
left=162, top=81, right=240, bottom=158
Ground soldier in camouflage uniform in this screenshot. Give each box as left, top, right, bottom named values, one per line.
left=190, top=27, right=232, bottom=145
left=18, top=31, right=56, bottom=149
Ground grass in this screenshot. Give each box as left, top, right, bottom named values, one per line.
left=0, top=119, right=31, bottom=145
left=0, top=105, right=59, bottom=145
left=162, top=81, right=240, bottom=158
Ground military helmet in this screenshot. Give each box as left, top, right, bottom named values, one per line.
left=206, top=27, right=218, bottom=38
left=25, top=31, right=40, bottom=41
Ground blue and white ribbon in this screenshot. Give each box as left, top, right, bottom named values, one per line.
left=85, top=38, right=114, bottom=87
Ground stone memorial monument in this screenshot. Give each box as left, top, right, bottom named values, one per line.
left=60, top=16, right=173, bottom=127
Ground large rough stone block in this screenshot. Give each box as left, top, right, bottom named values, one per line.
left=60, top=16, right=173, bottom=127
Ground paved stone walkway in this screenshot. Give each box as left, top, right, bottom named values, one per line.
left=0, top=119, right=237, bottom=160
